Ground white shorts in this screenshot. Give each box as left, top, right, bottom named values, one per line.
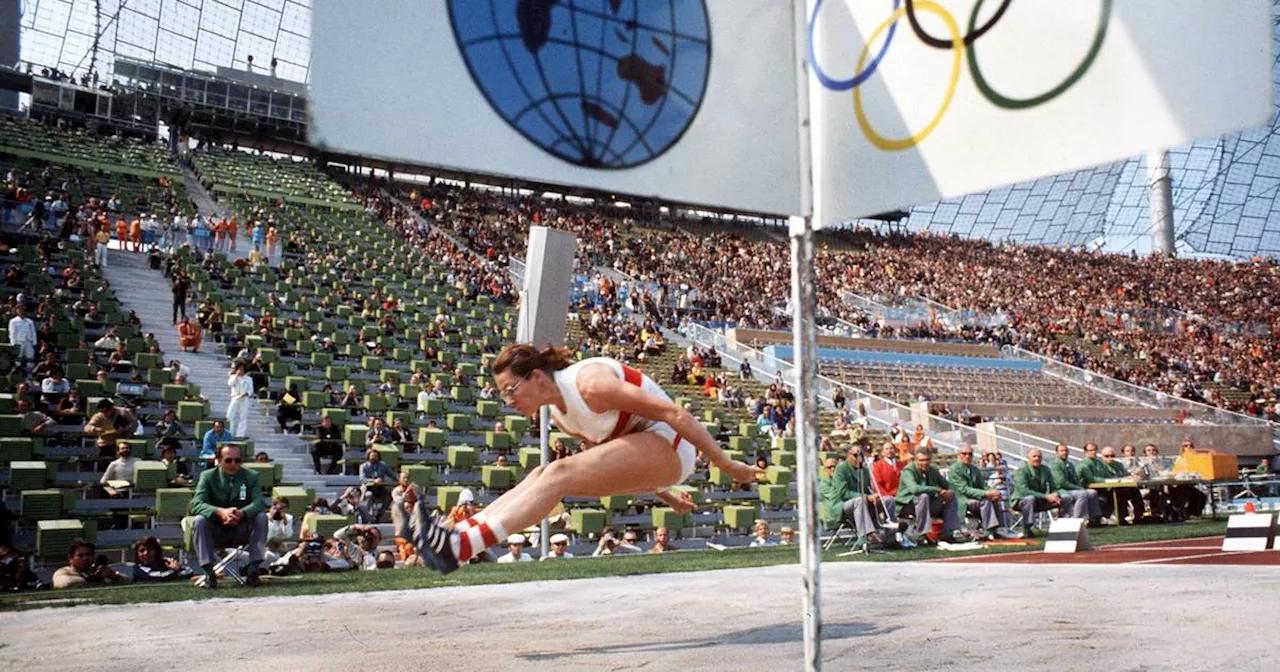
left=646, top=422, right=698, bottom=484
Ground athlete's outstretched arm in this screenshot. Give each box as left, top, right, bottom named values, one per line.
left=576, top=364, right=763, bottom=483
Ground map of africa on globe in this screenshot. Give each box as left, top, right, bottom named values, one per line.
left=448, top=0, right=711, bottom=170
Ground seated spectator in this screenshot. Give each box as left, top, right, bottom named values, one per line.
left=391, top=471, right=430, bottom=562
left=99, top=442, right=139, bottom=497
left=330, top=524, right=382, bottom=570
left=389, top=418, right=416, bottom=452
left=276, top=386, right=302, bottom=434
left=365, top=417, right=395, bottom=446
left=359, top=449, right=396, bottom=522
left=200, top=419, right=234, bottom=470
left=52, top=541, right=124, bottom=589
left=39, top=370, right=70, bottom=408
left=592, top=526, right=643, bottom=557
left=131, top=536, right=193, bottom=582
left=550, top=437, right=571, bottom=462
left=56, top=389, right=86, bottom=421
left=497, top=533, right=533, bottom=563
left=83, top=398, right=138, bottom=458
left=446, top=488, right=479, bottom=528
left=311, top=415, right=343, bottom=475
left=779, top=526, right=795, bottom=545
left=266, top=497, right=295, bottom=555
left=17, top=399, right=55, bottom=435
left=896, top=450, right=963, bottom=544
left=152, top=408, right=186, bottom=440
left=339, top=385, right=360, bottom=409
left=1049, top=443, right=1101, bottom=523
left=416, top=385, right=433, bottom=416
left=93, top=328, right=120, bottom=351
left=819, top=449, right=884, bottom=549
left=872, top=442, right=904, bottom=517
left=541, top=533, right=574, bottom=560
left=1012, top=448, right=1065, bottom=538
left=748, top=520, right=777, bottom=547
left=0, top=544, right=43, bottom=591
left=159, top=441, right=191, bottom=487
left=190, top=444, right=267, bottom=589
left=949, top=445, right=1005, bottom=540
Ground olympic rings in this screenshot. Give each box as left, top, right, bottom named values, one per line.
left=904, top=0, right=1012, bottom=50
left=809, top=0, right=900, bottom=92
left=967, top=0, right=1113, bottom=110
left=812, top=0, right=1112, bottom=151
left=853, top=0, right=962, bottom=151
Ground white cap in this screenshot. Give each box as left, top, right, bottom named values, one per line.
left=549, top=533, right=570, bottom=544
left=458, top=488, right=475, bottom=505
left=507, top=533, right=527, bottom=546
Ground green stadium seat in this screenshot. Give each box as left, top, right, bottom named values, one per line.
left=134, top=352, right=160, bottom=369
left=302, top=391, right=328, bottom=410
left=773, top=437, right=796, bottom=451
left=0, top=437, right=37, bottom=463
left=161, top=384, right=187, bottom=403
left=177, top=401, right=206, bottom=423
left=371, top=444, right=401, bottom=470
left=709, top=466, right=734, bottom=487
left=272, top=486, right=312, bottom=519
left=418, top=427, right=447, bottom=450
left=451, top=386, right=474, bottom=402
left=401, top=464, right=436, bottom=490
left=738, top=423, right=759, bottom=438
left=364, top=395, right=388, bottom=413
left=448, top=445, right=477, bottom=470
left=704, top=409, right=725, bottom=423
left=571, top=508, right=606, bottom=537
left=724, top=504, right=759, bottom=532
left=9, top=460, right=52, bottom=493
left=485, top=431, right=511, bottom=450
left=132, top=461, right=170, bottom=491
left=311, top=352, right=333, bottom=368
left=421, top=398, right=445, bottom=415
left=599, top=495, right=631, bottom=511
left=361, top=356, right=383, bottom=372
left=270, top=362, right=293, bottom=377
left=302, top=512, right=354, bottom=539
left=436, top=486, right=465, bottom=512
left=759, top=484, right=789, bottom=506
left=446, top=414, right=471, bottom=432
left=729, top=436, right=756, bottom=452
left=321, top=408, right=349, bottom=426
left=650, top=507, right=690, bottom=531
left=771, top=450, right=797, bottom=468
left=145, top=368, right=172, bottom=385
left=475, top=400, right=499, bottom=417
left=21, top=489, right=69, bottom=522
left=481, top=465, right=514, bottom=490
left=343, top=424, right=369, bottom=446
left=766, top=466, right=795, bottom=485
left=399, top=384, right=420, bottom=399
left=154, top=488, right=193, bottom=521
left=505, top=415, right=530, bottom=437
left=37, top=519, right=86, bottom=560
left=326, top=365, right=349, bottom=381
left=519, top=447, right=542, bottom=470
left=0, top=414, right=20, bottom=436
left=242, top=463, right=277, bottom=490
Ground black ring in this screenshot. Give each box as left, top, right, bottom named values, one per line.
left=904, top=0, right=1013, bottom=49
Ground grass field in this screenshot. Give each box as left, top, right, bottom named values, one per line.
left=0, top=519, right=1227, bottom=611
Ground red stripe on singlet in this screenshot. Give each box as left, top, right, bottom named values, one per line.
left=477, top=522, right=499, bottom=548
left=605, top=365, right=645, bottom=441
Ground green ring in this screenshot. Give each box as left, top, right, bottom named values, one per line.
left=967, top=0, right=1113, bottom=110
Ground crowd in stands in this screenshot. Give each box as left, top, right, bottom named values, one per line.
left=375, top=178, right=1280, bottom=421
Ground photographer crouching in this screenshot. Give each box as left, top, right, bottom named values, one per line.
left=52, top=541, right=125, bottom=589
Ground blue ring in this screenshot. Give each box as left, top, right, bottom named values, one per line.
left=809, top=0, right=899, bottom=92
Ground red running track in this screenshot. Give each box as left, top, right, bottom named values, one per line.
left=937, top=536, right=1280, bottom=565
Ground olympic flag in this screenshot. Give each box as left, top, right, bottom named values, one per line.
left=309, top=0, right=804, bottom=216
left=809, top=0, right=1274, bottom=223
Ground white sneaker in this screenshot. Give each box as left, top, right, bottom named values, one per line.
left=897, top=532, right=918, bottom=549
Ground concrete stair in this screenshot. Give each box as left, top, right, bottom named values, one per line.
left=102, top=249, right=337, bottom=501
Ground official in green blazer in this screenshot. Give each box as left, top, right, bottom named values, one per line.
left=896, top=450, right=962, bottom=543
left=1075, top=443, right=1114, bottom=520
left=948, top=445, right=1004, bottom=538
left=190, top=443, right=268, bottom=588
left=1012, top=448, right=1067, bottom=537
left=819, top=447, right=884, bottom=546
left=1049, top=443, right=1100, bottom=523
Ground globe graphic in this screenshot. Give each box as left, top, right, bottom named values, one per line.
left=448, top=0, right=711, bottom=170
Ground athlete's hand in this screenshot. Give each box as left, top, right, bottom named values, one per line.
left=668, top=490, right=697, bottom=515
left=726, top=460, right=766, bottom=484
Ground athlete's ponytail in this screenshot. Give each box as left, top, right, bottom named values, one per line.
left=491, top=343, right=573, bottom=377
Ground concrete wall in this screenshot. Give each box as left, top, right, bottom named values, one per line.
left=1001, top=422, right=1274, bottom=457
left=928, top=403, right=1180, bottom=422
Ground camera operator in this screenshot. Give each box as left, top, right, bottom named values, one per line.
left=592, top=526, right=643, bottom=557
left=52, top=540, right=125, bottom=589
left=266, top=497, right=295, bottom=556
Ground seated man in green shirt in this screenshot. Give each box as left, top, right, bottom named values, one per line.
left=1012, top=448, right=1065, bottom=537
left=1049, top=443, right=1101, bottom=524
left=1098, top=445, right=1145, bottom=523
left=1075, top=443, right=1114, bottom=521
left=948, top=445, right=1005, bottom=539
left=190, top=444, right=268, bottom=589
left=896, top=450, right=962, bottom=544
left=819, top=448, right=885, bottom=549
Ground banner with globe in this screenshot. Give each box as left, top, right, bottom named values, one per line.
left=310, top=0, right=804, bottom=216
left=808, top=0, right=1273, bottom=222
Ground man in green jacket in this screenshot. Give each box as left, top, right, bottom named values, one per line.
left=191, top=444, right=267, bottom=588
left=896, top=450, right=961, bottom=543
left=948, top=445, right=1004, bottom=539
left=1049, top=443, right=1100, bottom=523
left=820, top=448, right=884, bottom=547
left=1075, top=443, right=1114, bottom=521
left=1099, top=445, right=1146, bottom=523
left=1012, top=448, right=1064, bottom=537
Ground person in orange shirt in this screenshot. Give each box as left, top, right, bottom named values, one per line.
left=265, top=227, right=278, bottom=257
left=213, top=218, right=227, bottom=253
left=177, top=317, right=202, bottom=353
left=228, top=217, right=238, bottom=252
left=129, top=218, right=143, bottom=252
left=115, top=218, right=128, bottom=248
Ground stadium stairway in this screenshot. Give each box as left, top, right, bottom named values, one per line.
left=103, top=249, right=335, bottom=501
left=181, top=164, right=230, bottom=221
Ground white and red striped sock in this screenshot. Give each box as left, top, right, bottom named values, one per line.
left=449, top=516, right=507, bottom=563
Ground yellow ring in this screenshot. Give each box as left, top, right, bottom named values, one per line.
left=852, top=0, right=963, bottom=151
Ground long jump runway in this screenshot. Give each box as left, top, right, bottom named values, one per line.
left=941, top=536, right=1280, bottom=566
left=2, top=560, right=1278, bottom=671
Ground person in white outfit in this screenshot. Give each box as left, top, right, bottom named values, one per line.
left=7, top=306, right=37, bottom=362
left=417, top=344, right=763, bottom=574
left=226, top=363, right=254, bottom=439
